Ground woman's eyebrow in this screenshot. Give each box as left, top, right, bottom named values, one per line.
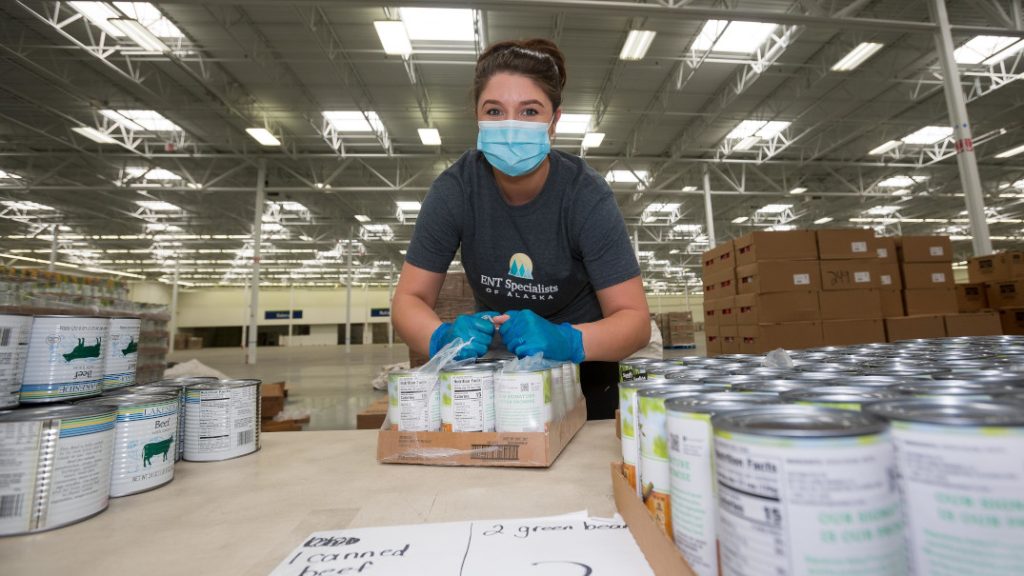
left=520, top=99, right=546, bottom=108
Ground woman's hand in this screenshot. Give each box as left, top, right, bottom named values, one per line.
left=498, top=309, right=584, bottom=363
left=429, top=311, right=499, bottom=360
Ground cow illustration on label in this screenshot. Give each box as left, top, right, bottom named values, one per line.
left=143, top=436, right=174, bottom=466
left=121, top=337, right=137, bottom=356
left=63, top=337, right=102, bottom=362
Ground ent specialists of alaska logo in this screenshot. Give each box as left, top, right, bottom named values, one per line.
left=478, top=253, right=559, bottom=301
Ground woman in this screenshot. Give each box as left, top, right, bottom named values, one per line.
left=391, top=38, right=650, bottom=420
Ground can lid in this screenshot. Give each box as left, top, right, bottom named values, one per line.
left=712, top=405, right=888, bottom=437
left=865, top=397, right=1024, bottom=426
left=441, top=363, right=496, bottom=373
left=191, top=378, right=261, bottom=390
left=0, top=404, right=116, bottom=422
left=637, top=384, right=716, bottom=398
left=666, top=392, right=781, bottom=415
left=732, top=380, right=820, bottom=393
left=896, top=381, right=1020, bottom=395
left=781, top=386, right=905, bottom=403
left=78, top=393, right=177, bottom=407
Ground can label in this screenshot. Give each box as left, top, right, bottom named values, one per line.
left=109, top=399, right=177, bottom=497
left=184, top=386, right=258, bottom=461
left=667, top=411, right=717, bottom=576
left=103, top=318, right=141, bottom=390
left=549, top=365, right=565, bottom=421
left=494, top=371, right=550, bottom=433
left=0, top=420, right=45, bottom=534
left=618, top=385, right=641, bottom=492
left=560, top=363, right=576, bottom=411
left=715, top=430, right=907, bottom=575
left=0, top=315, right=32, bottom=408
left=891, top=421, right=1024, bottom=575
left=389, top=373, right=440, bottom=432
left=21, top=318, right=109, bottom=403
left=440, top=370, right=494, bottom=432
left=639, top=395, right=673, bottom=536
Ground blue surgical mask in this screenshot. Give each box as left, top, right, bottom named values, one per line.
left=476, top=120, right=551, bottom=177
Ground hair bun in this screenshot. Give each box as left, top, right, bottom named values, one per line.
left=521, top=38, right=567, bottom=90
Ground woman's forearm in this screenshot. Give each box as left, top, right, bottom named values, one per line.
left=574, top=309, right=651, bottom=362
left=391, top=292, right=444, bottom=357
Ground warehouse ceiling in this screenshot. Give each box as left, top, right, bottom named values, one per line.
left=1, top=0, right=1024, bottom=290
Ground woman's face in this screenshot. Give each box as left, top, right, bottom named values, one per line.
left=477, top=72, right=561, bottom=138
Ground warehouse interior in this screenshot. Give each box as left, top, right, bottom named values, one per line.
left=2, top=0, right=1024, bottom=431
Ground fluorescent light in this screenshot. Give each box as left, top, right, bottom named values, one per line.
left=125, top=167, right=180, bottom=181
left=901, top=125, right=953, bottom=145
left=865, top=205, right=901, bottom=216
left=556, top=113, right=592, bottom=134
left=1, top=201, right=54, bottom=211
left=112, top=2, right=183, bottom=38
left=100, top=110, right=145, bottom=131
left=323, top=111, right=379, bottom=132
left=726, top=120, right=790, bottom=149
left=646, top=203, right=681, bottom=213
left=732, top=216, right=749, bottom=224
left=72, top=126, right=118, bottom=144
left=756, top=204, right=792, bottom=214
left=789, top=187, right=807, bottom=195
left=733, top=136, right=760, bottom=151
left=374, top=21, right=413, bottom=56
left=620, top=30, right=656, bottom=61
left=418, top=128, right=441, bottom=146
left=681, top=186, right=698, bottom=192
left=954, top=35, right=1024, bottom=65
left=995, top=143, right=1024, bottom=158
left=673, top=224, right=702, bottom=232
left=0, top=170, right=23, bottom=180
left=768, top=224, right=795, bottom=231
left=814, top=217, right=834, bottom=225
left=396, top=201, right=421, bottom=211
left=68, top=2, right=124, bottom=38
left=831, top=42, right=884, bottom=71
left=605, top=170, right=650, bottom=184
left=756, top=121, right=790, bottom=139
left=354, top=215, right=371, bottom=223
left=878, top=175, right=928, bottom=187
left=582, top=132, right=605, bottom=149
left=869, top=140, right=901, bottom=155
left=726, top=120, right=765, bottom=140
left=278, top=202, right=307, bottom=212
left=891, top=188, right=912, bottom=196
left=110, top=18, right=169, bottom=52
left=692, top=20, right=778, bottom=55
left=101, top=109, right=180, bottom=131
left=245, top=128, right=280, bottom=147
left=399, top=8, right=475, bottom=42
left=135, top=200, right=179, bottom=211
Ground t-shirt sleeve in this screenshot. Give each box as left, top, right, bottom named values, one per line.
left=404, top=174, right=463, bottom=273
left=577, top=190, right=641, bottom=291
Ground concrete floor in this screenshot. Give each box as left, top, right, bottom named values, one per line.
left=166, top=336, right=705, bottom=431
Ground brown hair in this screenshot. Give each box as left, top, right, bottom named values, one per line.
left=474, top=39, right=567, bottom=111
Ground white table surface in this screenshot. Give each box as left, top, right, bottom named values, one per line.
left=0, top=420, right=620, bottom=575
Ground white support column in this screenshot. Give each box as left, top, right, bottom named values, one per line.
left=48, top=224, right=58, bottom=272
left=169, top=262, right=180, bottom=354
left=363, top=283, right=370, bottom=345
left=246, top=160, right=266, bottom=365
left=387, top=266, right=395, bottom=348
left=703, top=166, right=717, bottom=249
left=345, top=227, right=353, bottom=353
left=288, top=282, right=295, bottom=341
left=929, top=0, right=993, bottom=257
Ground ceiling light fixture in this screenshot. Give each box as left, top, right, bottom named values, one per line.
left=245, top=128, right=280, bottom=147
left=72, top=126, right=118, bottom=144
left=373, top=20, right=413, bottom=56
left=110, top=18, right=169, bottom=52
left=869, top=140, right=901, bottom=155
left=582, top=132, right=605, bottom=149
left=399, top=8, right=475, bottom=42
left=831, top=42, right=884, bottom=71
left=620, top=29, right=657, bottom=61
left=995, top=143, right=1024, bottom=158
left=789, top=187, right=807, bottom=195
left=692, top=20, right=778, bottom=55
left=901, top=125, right=953, bottom=145
left=556, top=113, right=592, bottom=134
left=814, top=217, right=834, bottom=225
left=418, top=128, right=442, bottom=146
left=731, top=216, right=749, bottom=223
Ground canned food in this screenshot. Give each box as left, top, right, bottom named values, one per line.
left=618, top=379, right=669, bottom=493
left=618, top=358, right=654, bottom=382
left=101, top=317, right=141, bottom=390
left=0, top=314, right=32, bottom=408
left=865, top=398, right=1024, bottom=576
left=732, top=379, right=820, bottom=394
left=439, top=364, right=495, bottom=432
left=665, top=392, right=781, bottom=575
left=0, top=405, right=116, bottom=535
left=493, top=368, right=551, bottom=433
left=183, top=379, right=261, bottom=461
left=77, top=393, right=177, bottom=497
left=895, top=380, right=1020, bottom=398
left=781, top=385, right=905, bottom=411
left=713, top=406, right=907, bottom=575
left=386, top=370, right=441, bottom=432
left=645, top=361, right=688, bottom=380
left=548, top=362, right=565, bottom=421
left=134, top=379, right=205, bottom=460
left=20, top=316, right=109, bottom=403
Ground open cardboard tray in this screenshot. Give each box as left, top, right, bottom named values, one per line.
left=377, top=398, right=587, bottom=467
left=611, top=461, right=697, bottom=576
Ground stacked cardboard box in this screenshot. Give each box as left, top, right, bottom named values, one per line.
left=817, top=229, right=886, bottom=346
left=898, top=236, right=957, bottom=316
left=658, top=312, right=695, bottom=347
left=966, top=251, right=1024, bottom=335
left=701, top=241, right=735, bottom=356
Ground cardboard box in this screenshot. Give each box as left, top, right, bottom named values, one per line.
left=880, top=289, right=905, bottom=317
left=898, top=235, right=953, bottom=263
left=817, top=229, right=875, bottom=260
left=901, top=262, right=954, bottom=289
left=738, top=322, right=823, bottom=354
left=734, top=231, right=818, bottom=266
left=718, top=296, right=737, bottom=326
left=987, top=279, right=1024, bottom=309
left=702, top=267, right=737, bottom=300
left=611, top=463, right=698, bottom=576
left=819, top=289, right=882, bottom=320
left=944, top=312, right=1002, bottom=337
left=878, top=262, right=903, bottom=290
left=705, top=334, right=722, bottom=356
left=820, top=260, right=879, bottom=291
left=720, top=325, right=739, bottom=354
left=377, top=398, right=587, bottom=467
left=702, top=301, right=719, bottom=329
left=872, top=237, right=897, bottom=261
left=736, top=261, right=821, bottom=294
left=822, top=319, right=886, bottom=346
left=357, top=399, right=390, bottom=430
left=999, top=307, right=1024, bottom=335
left=956, top=283, right=988, bottom=313
left=885, top=315, right=946, bottom=342
left=261, top=382, right=286, bottom=420
left=735, top=291, right=820, bottom=324
left=903, top=288, right=958, bottom=316
left=968, top=251, right=1024, bottom=284
left=701, top=240, right=735, bottom=274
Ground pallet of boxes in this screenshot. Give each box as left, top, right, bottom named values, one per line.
left=659, top=312, right=695, bottom=348
left=962, top=251, right=1024, bottom=335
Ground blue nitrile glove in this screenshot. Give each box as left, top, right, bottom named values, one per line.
left=429, top=311, right=498, bottom=360
left=498, top=309, right=585, bottom=363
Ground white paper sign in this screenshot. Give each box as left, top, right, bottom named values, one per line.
left=851, top=241, right=868, bottom=253
left=854, top=271, right=871, bottom=283
left=877, top=248, right=889, bottom=258
left=932, top=273, right=947, bottom=283
left=881, top=275, right=893, bottom=286
left=929, top=246, right=945, bottom=256
left=269, top=516, right=654, bottom=576
left=792, top=273, right=811, bottom=286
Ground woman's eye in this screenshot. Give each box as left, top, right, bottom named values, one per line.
left=521, top=109, right=539, bottom=117
left=485, top=109, right=502, bottom=116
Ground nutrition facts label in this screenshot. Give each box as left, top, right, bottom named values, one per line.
left=47, top=419, right=114, bottom=530
left=448, top=374, right=494, bottom=432
left=0, top=421, right=43, bottom=534
left=715, top=431, right=906, bottom=576
left=398, top=376, right=440, bottom=432
left=185, top=386, right=257, bottom=461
